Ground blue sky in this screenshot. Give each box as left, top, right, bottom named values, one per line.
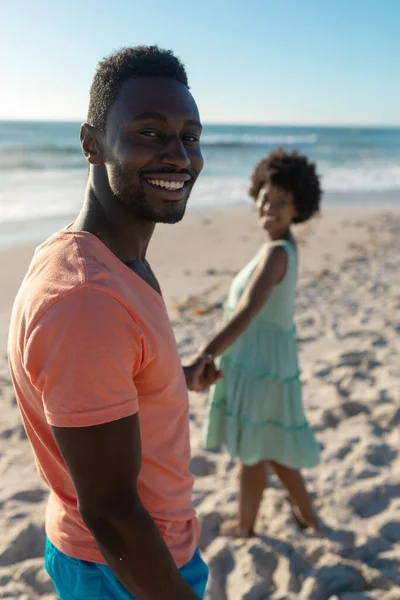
left=1, top=0, right=399, bottom=125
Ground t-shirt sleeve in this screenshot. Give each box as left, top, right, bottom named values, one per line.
left=25, top=287, right=143, bottom=428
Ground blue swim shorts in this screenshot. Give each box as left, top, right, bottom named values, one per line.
left=45, top=537, right=209, bottom=599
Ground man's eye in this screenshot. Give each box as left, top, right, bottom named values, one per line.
left=183, top=135, right=200, bottom=143
left=140, top=130, right=159, bottom=138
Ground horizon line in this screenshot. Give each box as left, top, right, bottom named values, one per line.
left=1, top=117, right=400, bottom=129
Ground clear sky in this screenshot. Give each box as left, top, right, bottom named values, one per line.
left=1, top=0, right=399, bottom=126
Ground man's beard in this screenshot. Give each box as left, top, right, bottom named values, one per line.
left=108, top=165, right=192, bottom=224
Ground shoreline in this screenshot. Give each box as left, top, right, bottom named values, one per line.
left=0, top=189, right=399, bottom=251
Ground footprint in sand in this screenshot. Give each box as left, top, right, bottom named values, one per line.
left=313, top=364, right=333, bottom=378
left=198, top=512, right=224, bottom=550
left=245, top=546, right=278, bottom=597
left=0, top=522, right=45, bottom=566
left=365, top=443, right=397, bottom=467
left=11, top=489, right=47, bottom=504
left=342, top=401, right=370, bottom=418
left=353, top=467, right=380, bottom=481
left=350, top=484, right=400, bottom=518
left=192, top=489, right=210, bottom=508
left=331, top=594, right=375, bottom=600
left=190, top=454, right=216, bottom=477
left=330, top=441, right=357, bottom=461
left=336, top=351, right=380, bottom=369
left=372, top=336, right=388, bottom=348
left=316, top=409, right=340, bottom=430
left=205, top=540, right=235, bottom=600
left=388, top=407, right=400, bottom=427
left=301, top=562, right=366, bottom=600
left=380, top=521, right=400, bottom=544
left=0, top=425, right=27, bottom=440
left=13, top=557, right=55, bottom=596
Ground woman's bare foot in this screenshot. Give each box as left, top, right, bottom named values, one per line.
left=220, top=518, right=255, bottom=538
left=289, top=499, right=319, bottom=530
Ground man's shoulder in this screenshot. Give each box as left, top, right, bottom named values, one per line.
left=11, top=231, right=130, bottom=336
left=31, top=229, right=129, bottom=293
left=24, top=231, right=97, bottom=304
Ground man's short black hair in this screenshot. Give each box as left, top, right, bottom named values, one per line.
left=87, top=45, right=189, bottom=131
left=249, top=148, right=322, bottom=223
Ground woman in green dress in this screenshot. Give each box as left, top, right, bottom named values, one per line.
left=198, top=149, right=322, bottom=536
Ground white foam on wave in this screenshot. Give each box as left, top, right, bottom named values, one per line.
left=202, top=134, right=318, bottom=146
left=189, top=177, right=250, bottom=208
left=0, top=169, right=86, bottom=223
left=191, top=164, right=400, bottom=206
left=321, top=163, right=400, bottom=192
left=1, top=164, right=399, bottom=228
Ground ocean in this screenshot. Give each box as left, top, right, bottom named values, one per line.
left=1, top=120, right=399, bottom=247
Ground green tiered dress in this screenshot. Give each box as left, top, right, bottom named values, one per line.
left=203, top=240, right=320, bottom=469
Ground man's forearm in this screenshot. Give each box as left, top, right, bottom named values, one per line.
left=82, top=498, right=199, bottom=600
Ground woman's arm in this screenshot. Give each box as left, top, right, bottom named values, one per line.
left=200, top=245, right=288, bottom=359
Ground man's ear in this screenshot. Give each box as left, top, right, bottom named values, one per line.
left=80, top=123, right=105, bottom=166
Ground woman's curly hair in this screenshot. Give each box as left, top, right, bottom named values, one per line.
left=249, top=148, right=322, bottom=223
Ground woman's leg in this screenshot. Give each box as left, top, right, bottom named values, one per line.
left=239, top=461, right=268, bottom=533
left=221, top=461, right=267, bottom=537
left=269, top=460, right=318, bottom=528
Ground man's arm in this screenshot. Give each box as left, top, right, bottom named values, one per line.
left=52, top=414, right=200, bottom=600
left=25, top=288, right=200, bottom=600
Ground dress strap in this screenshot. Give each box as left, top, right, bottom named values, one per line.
left=267, top=240, right=296, bottom=260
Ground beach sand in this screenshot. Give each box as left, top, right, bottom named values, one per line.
left=0, top=205, right=399, bottom=599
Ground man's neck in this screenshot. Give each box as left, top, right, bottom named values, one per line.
left=72, top=181, right=155, bottom=264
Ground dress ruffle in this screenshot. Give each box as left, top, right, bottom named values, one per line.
left=203, top=354, right=320, bottom=468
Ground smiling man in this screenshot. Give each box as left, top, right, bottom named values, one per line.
left=8, top=47, right=218, bottom=600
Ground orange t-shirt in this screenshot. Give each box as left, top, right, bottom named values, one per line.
left=8, top=230, right=200, bottom=567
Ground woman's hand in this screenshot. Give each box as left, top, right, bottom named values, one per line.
left=183, top=354, right=222, bottom=392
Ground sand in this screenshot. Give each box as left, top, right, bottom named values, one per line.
left=0, top=205, right=399, bottom=599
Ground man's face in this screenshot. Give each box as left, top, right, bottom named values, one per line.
left=102, top=77, right=203, bottom=224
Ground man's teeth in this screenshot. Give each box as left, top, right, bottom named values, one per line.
left=148, top=179, right=185, bottom=190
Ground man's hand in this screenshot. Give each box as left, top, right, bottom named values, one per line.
left=183, top=354, right=222, bottom=392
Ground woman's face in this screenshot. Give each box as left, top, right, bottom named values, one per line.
left=256, top=185, right=298, bottom=237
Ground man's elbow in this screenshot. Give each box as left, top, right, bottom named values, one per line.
left=79, top=492, right=143, bottom=531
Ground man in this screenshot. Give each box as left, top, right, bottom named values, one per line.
left=8, top=46, right=220, bottom=599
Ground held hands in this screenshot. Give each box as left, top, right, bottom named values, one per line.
left=183, top=354, right=222, bottom=392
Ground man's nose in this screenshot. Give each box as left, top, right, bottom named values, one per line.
left=160, top=135, right=190, bottom=170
